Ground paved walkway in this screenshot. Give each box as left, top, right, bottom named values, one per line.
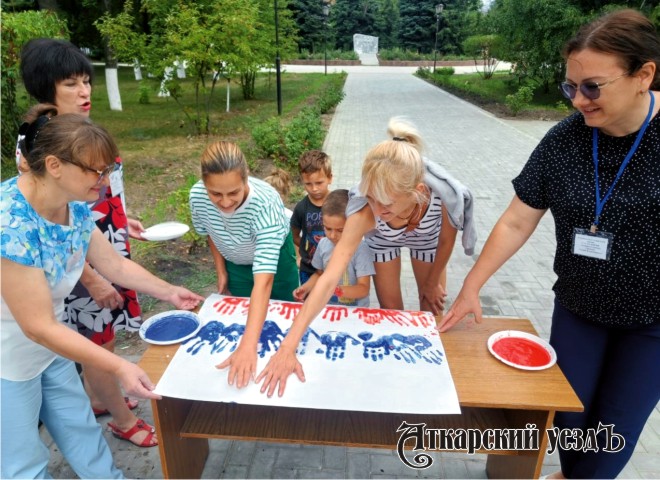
left=45, top=68, right=659, bottom=478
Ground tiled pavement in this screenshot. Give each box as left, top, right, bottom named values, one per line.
left=45, top=66, right=659, bottom=478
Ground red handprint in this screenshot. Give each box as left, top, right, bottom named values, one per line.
left=353, top=307, right=384, bottom=325
left=213, top=297, right=249, bottom=316
left=275, top=302, right=302, bottom=321
left=322, top=305, right=348, bottom=322
left=378, top=309, right=411, bottom=326
left=407, top=310, right=434, bottom=328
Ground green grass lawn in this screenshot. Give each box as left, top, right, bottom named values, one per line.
left=4, top=66, right=346, bottom=313
left=427, top=70, right=572, bottom=117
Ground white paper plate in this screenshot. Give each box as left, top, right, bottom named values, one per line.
left=487, top=330, right=557, bottom=371
left=141, top=222, right=189, bottom=241
left=139, top=310, right=201, bottom=345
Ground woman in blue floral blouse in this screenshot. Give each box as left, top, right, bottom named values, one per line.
left=0, top=105, right=203, bottom=478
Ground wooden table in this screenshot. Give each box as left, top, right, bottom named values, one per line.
left=138, top=317, right=582, bottom=479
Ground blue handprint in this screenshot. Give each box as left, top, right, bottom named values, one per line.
left=184, top=321, right=245, bottom=355
left=315, top=331, right=360, bottom=361
left=212, top=323, right=245, bottom=354
left=359, top=331, right=397, bottom=361
left=395, top=334, right=444, bottom=364
left=257, top=320, right=285, bottom=358
left=297, top=327, right=320, bottom=356
left=424, top=350, right=444, bottom=365
left=358, top=332, right=444, bottom=364
left=391, top=334, right=431, bottom=363
left=185, top=321, right=224, bottom=355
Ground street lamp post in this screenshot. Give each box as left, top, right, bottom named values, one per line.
left=323, top=3, right=330, bottom=75
left=433, top=3, right=443, bottom=73
left=275, top=0, right=282, bottom=115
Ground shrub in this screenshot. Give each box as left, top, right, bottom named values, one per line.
left=252, top=117, right=286, bottom=163
left=555, top=100, right=570, bottom=115
left=434, top=67, right=455, bottom=76
left=252, top=75, right=344, bottom=170
left=505, top=86, right=534, bottom=116
left=416, top=67, right=431, bottom=78
left=137, top=82, right=151, bottom=104
left=293, top=49, right=358, bottom=61
left=283, top=107, right=324, bottom=169
left=316, top=77, right=346, bottom=114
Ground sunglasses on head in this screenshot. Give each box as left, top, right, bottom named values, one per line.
left=559, top=73, right=628, bottom=100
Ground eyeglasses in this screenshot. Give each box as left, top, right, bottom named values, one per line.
left=78, top=163, right=117, bottom=185
left=559, top=74, right=628, bottom=100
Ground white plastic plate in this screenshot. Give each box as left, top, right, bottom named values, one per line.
left=487, top=330, right=557, bottom=371
left=139, top=310, right=201, bottom=345
left=141, top=222, right=189, bottom=241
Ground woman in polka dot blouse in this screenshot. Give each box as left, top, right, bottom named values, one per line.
left=440, top=9, right=659, bottom=479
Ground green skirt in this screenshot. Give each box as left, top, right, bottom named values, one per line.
left=224, top=231, right=299, bottom=301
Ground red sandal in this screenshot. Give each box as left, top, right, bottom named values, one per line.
left=93, top=396, right=139, bottom=417
left=107, top=419, right=158, bottom=447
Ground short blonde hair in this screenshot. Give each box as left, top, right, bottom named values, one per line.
left=359, top=117, right=427, bottom=205
left=201, top=141, right=248, bottom=181
left=263, top=167, right=291, bottom=200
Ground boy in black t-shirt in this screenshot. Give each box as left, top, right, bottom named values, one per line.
left=291, top=150, right=333, bottom=284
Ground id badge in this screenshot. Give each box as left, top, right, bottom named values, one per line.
left=572, top=228, right=613, bottom=261
left=109, top=165, right=124, bottom=197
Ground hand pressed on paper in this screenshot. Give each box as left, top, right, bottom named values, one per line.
left=216, top=344, right=258, bottom=388
left=255, top=346, right=305, bottom=398
left=437, top=288, right=482, bottom=333
left=419, top=281, right=447, bottom=315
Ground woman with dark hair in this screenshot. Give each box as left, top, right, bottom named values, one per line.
left=440, top=9, right=660, bottom=479
left=1, top=105, right=203, bottom=478
left=18, top=38, right=155, bottom=447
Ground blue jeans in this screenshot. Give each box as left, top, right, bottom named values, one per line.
left=1, top=356, right=123, bottom=479
left=550, top=300, right=660, bottom=479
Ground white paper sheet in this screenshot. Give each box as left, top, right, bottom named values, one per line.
left=154, top=294, right=460, bottom=414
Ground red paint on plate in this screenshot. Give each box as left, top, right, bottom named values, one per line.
left=492, top=337, right=551, bottom=367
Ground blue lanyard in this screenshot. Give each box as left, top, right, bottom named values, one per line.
left=591, top=91, right=655, bottom=231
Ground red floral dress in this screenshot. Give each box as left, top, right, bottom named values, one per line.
left=64, top=159, right=142, bottom=345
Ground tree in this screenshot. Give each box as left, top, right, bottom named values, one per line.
left=97, top=0, right=296, bottom=135
left=333, top=0, right=378, bottom=51
left=399, top=0, right=436, bottom=52
left=1, top=10, right=68, bottom=162
left=487, top=0, right=582, bottom=91
left=463, top=34, right=503, bottom=79
left=373, top=0, right=400, bottom=49
left=291, top=0, right=327, bottom=53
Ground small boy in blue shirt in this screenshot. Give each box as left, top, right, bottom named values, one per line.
left=293, top=189, right=375, bottom=307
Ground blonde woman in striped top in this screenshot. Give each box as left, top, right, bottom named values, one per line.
left=189, top=141, right=299, bottom=388
left=256, top=117, right=476, bottom=397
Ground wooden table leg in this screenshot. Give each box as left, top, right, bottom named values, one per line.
left=151, top=396, right=209, bottom=479
left=485, top=409, right=554, bottom=479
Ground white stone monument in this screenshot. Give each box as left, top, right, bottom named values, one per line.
left=353, top=34, right=379, bottom=66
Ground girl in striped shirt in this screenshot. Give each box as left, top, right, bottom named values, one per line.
left=189, top=141, right=298, bottom=388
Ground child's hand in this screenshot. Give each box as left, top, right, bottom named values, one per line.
left=293, top=285, right=309, bottom=302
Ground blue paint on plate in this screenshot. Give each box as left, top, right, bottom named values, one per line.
left=145, top=315, right=199, bottom=342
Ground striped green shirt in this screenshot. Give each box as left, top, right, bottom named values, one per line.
left=189, top=177, right=289, bottom=274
